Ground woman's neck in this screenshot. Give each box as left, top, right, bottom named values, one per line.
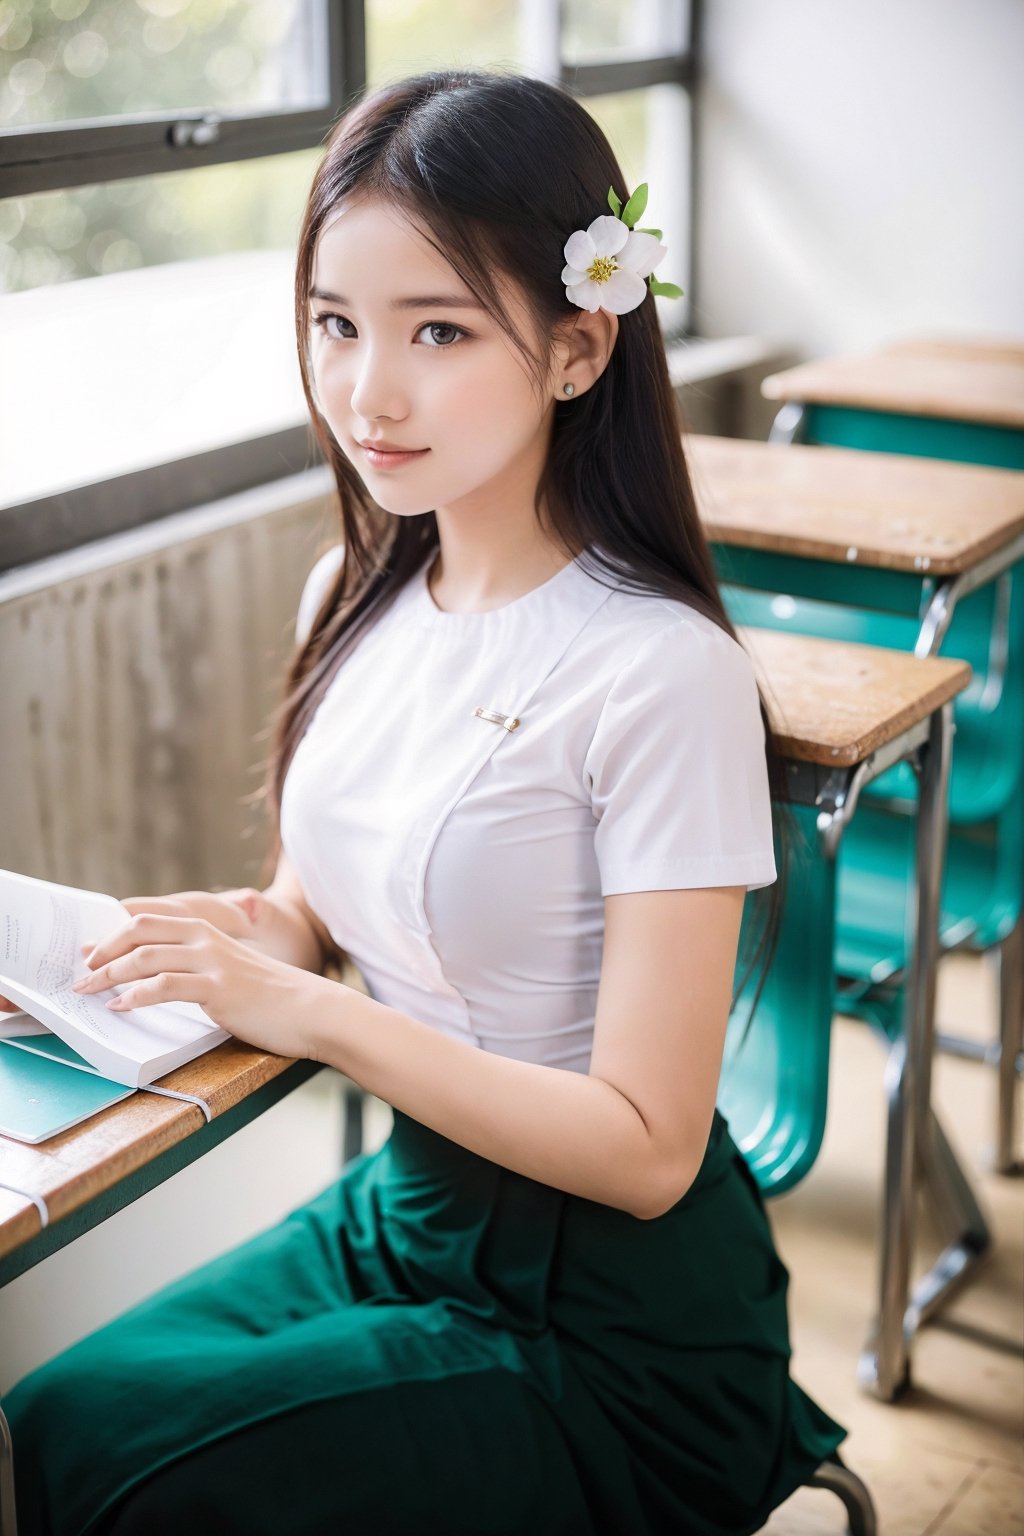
left=427, top=535, right=580, bottom=615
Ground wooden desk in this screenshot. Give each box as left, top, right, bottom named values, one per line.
left=881, top=336, right=1024, bottom=369
left=0, top=1043, right=321, bottom=1286
left=761, top=343, right=1024, bottom=430
left=686, top=433, right=1024, bottom=656
left=741, top=624, right=968, bottom=762
left=687, top=433, right=1024, bottom=576
left=0, top=1040, right=324, bottom=1531
left=738, top=626, right=970, bottom=1400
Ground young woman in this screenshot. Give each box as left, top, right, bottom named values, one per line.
left=3, top=69, right=847, bottom=1535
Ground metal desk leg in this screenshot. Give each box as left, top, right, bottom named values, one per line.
left=0, top=1403, right=17, bottom=1536
left=859, top=701, right=953, bottom=1400
left=993, top=912, right=1024, bottom=1175
left=342, top=1081, right=365, bottom=1166
left=768, top=401, right=806, bottom=445
left=912, top=1108, right=993, bottom=1327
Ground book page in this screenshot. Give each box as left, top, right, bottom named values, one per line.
left=0, top=869, right=223, bottom=1066
left=0, top=868, right=123, bottom=1001
left=0, top=1015, right=51, bottom=1038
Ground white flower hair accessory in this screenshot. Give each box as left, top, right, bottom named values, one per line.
left=561, top=183, right=684, bottom=315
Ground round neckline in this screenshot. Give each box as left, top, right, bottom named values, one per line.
left=411, top=552, right=588, bottom=633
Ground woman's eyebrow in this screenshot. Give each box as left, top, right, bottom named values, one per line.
left=308, top=287, right=483, bottom=310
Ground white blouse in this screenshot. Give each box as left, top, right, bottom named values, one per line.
left=281, top=544, right=777, bottom=1075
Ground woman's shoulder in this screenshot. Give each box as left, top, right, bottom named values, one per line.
left=295, top=543, right=345, bottom=645
left=582, top=567, right=755, bottom=684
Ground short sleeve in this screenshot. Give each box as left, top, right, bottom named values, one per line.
left=295, top=544, right=345, bottom=646
left=583, top=618, right=777, bottom=895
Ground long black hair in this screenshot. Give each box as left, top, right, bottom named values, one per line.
left=255, top=67, right=791, bottom=1029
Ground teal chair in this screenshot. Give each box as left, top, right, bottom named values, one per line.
left=719, top=803, right=835, bottom=1195
left=716, top=404, right=1024, bottom=1174
left=714, top=769, right=894, bottom=1530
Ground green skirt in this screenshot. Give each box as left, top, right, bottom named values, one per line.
left=4, top=1105, right=845, bottom=1536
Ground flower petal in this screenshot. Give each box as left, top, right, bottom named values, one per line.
left=617, top=231, right=668, bottom=277
left=594, top=269, right=648, bottom=314
left=563, top=229, right=596, bottom=269
left=561, top=262, right=588, bottom=284
left=565, top=278, right=603, bottom=313
left=586, top=215, right=629, bottom=258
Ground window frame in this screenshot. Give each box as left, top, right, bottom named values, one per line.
left=0, top=0, right=363, bottom=196
left=0, top=0, right=702, bottom=573
left=562, top=53, right=699, bottom=349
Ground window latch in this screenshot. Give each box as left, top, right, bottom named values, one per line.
left=169, top=113, right=222, bottom=150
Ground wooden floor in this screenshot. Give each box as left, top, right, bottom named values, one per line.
left=764, top=950, right=1023, bottom=1535
left=360, top=948, right=1023, bottom=1534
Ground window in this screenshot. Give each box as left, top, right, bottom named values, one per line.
left=0, top=0, right=698, bottom=572
left=0, top=0, right=360, bottom=570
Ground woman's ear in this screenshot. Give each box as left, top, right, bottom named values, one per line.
left=552, top=307, right=619, bottom=402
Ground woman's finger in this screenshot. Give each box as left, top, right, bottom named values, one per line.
left=77, top=916, right=207, bottom=980
left=121, top=891, right=258, bottom=939
left=120, top=897, right=182, bottom=911
left=104, top=972, right=206, bottom=1012
left=73, top=939, right=205, bottom=996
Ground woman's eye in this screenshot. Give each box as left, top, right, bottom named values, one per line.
left=313, top=313, right=354, bottom=340
left=417, top=321, right=465, bottom=348
left=311, top=315, right=465, bottom=349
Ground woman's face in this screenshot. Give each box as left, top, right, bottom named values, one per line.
left=308, top=193, right=557, bottom=520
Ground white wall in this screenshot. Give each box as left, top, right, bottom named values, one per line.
left=694, top=0, right=1024, bottom=355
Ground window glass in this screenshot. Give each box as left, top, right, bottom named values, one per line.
left=366, top=0, right=520, bottom=85
left=0, top=150, right=318, bottom=507
left=0, top=146, right=317, bottom=292
left=0, top=0, right=326, bottom=130
left=584, top=84, right=690, bottom=331
left=562, top=0, right=689, bottom=63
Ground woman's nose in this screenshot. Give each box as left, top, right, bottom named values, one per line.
left=349, top=345, right=406, bottom=421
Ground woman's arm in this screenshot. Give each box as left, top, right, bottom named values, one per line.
left=303, top=884, right=746, bottom=1220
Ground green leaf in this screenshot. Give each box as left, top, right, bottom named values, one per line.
left=621, top=182, right=648, bottom=228
left=647, top=277, right=685, bottom=299
left=635, top=226, right=663, bottom=239
left=606, top=186, right=622, bottom=218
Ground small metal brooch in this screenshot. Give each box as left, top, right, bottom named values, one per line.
left=473, top=706, right=521, bottom=731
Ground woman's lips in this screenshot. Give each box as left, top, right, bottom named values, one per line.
left=360, top=445, right=430, bottom=469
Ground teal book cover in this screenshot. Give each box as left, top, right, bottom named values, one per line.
left=0, top=1037, right=135, bottom=1144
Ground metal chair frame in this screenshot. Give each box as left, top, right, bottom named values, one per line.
left=808, top=1456, right=878, bottom=1534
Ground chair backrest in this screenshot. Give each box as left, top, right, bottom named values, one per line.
left=717, top=802, right=836, bottom=1197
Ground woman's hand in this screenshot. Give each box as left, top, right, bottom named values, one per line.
left=70, top=912, right=325, bottom=1061
left=0, top=887, right=318, bottom=1016
left=118, top=888, right=264, bottom=942
left=0, top=889, right=256, bottom=1015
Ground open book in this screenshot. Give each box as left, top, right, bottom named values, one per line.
left=0, top=868, right=230, bottom=1089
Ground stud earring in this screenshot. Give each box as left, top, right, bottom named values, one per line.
left=563, top=382, right=575, bottom=396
